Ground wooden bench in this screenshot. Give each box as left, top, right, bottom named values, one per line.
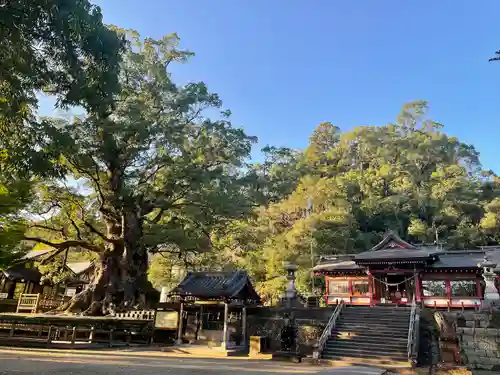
left=16, top=294, right=40, bottom=314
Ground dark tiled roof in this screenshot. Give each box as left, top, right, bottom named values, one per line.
left=312, top=255, right=362, bottom=272
left=429, top=250, right=500, bottom=269
left=2, top=265, right=42, bottom=282
left=168, top=271, right=260, bottom=302
left=355, top=247, right=436, bottom=262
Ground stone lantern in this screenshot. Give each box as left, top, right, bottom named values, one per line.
left=284, top=262, right=298, bottom=300
left=478, top=256, right=499, bottom=307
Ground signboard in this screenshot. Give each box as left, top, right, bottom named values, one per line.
left=0, top=293, right=8, bottom=299
left=154, top=311, right=178, bottom=330
left=65, top=288, right=77, bottom=297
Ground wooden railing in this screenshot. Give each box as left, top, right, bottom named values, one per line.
left=16, top=294, right=40, bottom=314
left=407, top=294, right=419, bottom=363
left=313, top=300, right=344, bottom=359
left=113, top=310, right=155, bottom=320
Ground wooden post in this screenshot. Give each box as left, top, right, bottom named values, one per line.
left=109, top=328, right=114, bottom=348
left=47, top=326, right=53, bottom=345
left=222, top=301, right=229, bottom=350
left=89, top=326, right=95, bottom=343
left=414, top=270, right=421, bottom=303
left=196, top=304, right=203, bottom=341
left=241, top=306, right=247, bottom=348
left=176, top=302, right=184, bottom=345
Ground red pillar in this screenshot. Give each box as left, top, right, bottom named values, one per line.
left=415, top=271, right=422, bottom=302
left=324, top=275, right=329, bottom=305
left=476, top=278, right=483, bottom=299
left=445, top=280, right=452, bottom=305
left=367, top=271, right=374, bottom=306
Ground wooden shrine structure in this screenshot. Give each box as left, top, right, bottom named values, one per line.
left=313, top=231, right=500, bottom=309
left=166, top=270, right=261, bottom=349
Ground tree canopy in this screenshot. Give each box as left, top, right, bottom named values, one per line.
left=184, top=101, right=500, bottom=303
left=23, top=30, right=257, bottom=315
left=0, top=0, right=123, bottom=270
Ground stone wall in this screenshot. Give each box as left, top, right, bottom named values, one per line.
left=246, top=306, right=332, bottom=356
left=450, top=311, right=500, bottom=371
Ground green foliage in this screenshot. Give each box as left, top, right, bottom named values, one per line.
left=0, top=0, right=124, bottom=272
left=0, top=0, right=123, bottom=177
left=23, top=30, right=258, bottom=307
left=212, top=101, right=500, bottom=302
left=0, top=156, right=32, bottom=268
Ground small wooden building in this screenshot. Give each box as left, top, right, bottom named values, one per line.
left=313, top=231, right=500, bottom=309
left=166, top=270, right=261, bottom=349
left=0, top=249, right=94, bottom=312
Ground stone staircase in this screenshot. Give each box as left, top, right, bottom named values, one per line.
left=321, top=306, right=412, bottom=368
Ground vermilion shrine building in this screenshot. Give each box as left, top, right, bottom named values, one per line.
left=313, top=232, right=500, bottom=309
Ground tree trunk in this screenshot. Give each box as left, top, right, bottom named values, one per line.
left=59, top=209, right=158, bottom=315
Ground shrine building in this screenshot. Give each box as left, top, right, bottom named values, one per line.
left=313, top=231, right=500, bottom=309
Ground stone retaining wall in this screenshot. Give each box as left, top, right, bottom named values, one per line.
left=246, top=307, right=331, bottom=355
left=453, top=312, right=500, bottom=371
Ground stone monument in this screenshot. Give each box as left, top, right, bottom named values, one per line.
left=478, top=256, right=499, bottom=309
left=282, top=262, right=302, bottom=308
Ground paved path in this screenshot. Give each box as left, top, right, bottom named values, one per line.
left=0, top=347, right=386, bottom=375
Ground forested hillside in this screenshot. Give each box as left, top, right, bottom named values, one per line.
left=149, top=101, right=500, bottom=303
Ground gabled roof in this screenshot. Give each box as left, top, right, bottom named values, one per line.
left=168, top=270, right=261, bottom=303
left=1, top=265, right=42, bottom=282
left=312, top=255, right=363, bottom=273
left=67, top=261, right=93, bottom=275
left=369, top=231, right=417, bottom=251
left=354, top=231, right=434, bottom=264
left=21, top=248, right=56, bottom=261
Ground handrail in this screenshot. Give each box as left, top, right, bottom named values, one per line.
left=407, top=294, right=417, bottom=360
left=313, top=300, right=344, bottom=359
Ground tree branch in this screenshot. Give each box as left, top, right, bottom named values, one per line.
left=83, top=220, right=119, bottom=244
left=23, top=236, right=103, bottom=253
left=30, top=224, right=65, bottom=235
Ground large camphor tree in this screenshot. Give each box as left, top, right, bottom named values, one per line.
left=25, top=30, right=257, bottom=315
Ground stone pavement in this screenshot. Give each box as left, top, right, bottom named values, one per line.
left=0, top=347, right=386, bottom=375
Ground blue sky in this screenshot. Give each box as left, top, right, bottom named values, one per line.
left=49, top=1, right=500, bottom=171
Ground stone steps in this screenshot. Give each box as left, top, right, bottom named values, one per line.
left=331, top=334, right=408, bottom=344
left=325, top=338, right=407, bottom=350
left=321, top=356, right=411, bottom=369
left=335, top=321, right=409, bottom=329
left=332, top=328, right=409, bottom=339
left=321, top=305, right=411, bottom=367
left=322, top=346, right=407, bottom=359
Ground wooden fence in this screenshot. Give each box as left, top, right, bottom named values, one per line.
left=0, top=315, right=155, bottom=348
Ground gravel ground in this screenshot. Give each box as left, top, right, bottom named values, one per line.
left=0, top=347, right=386, bottom=375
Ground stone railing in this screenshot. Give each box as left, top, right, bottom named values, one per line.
left=407, top=295, right=419, bottom=362
left=312, top=300, right=344, bottom=359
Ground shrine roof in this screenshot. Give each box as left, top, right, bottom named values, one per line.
left=67, top=261, right=93, bottom=275
left=312, top=255, right=362, bottom=273
left=168, top=270, right=260, bottom=303
left=1, top=265, right=42, bottom=282
left=354, top=247, right=436, bottom=263
left=423, top=250, right=485, bottom=269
